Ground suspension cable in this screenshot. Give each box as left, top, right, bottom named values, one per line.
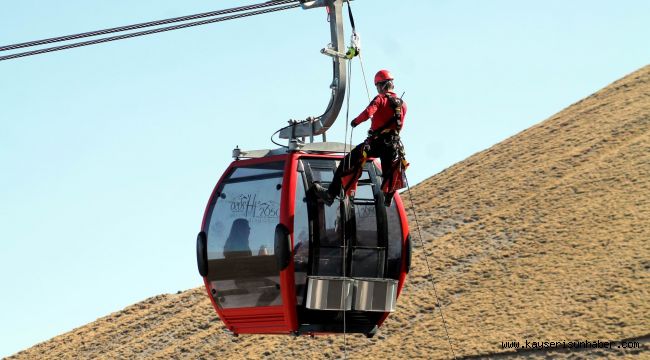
left=344, top=59, right=353, bottom=168
left=342, top=202, right=348, bottom=360
left=343, top=56, right=357, bottom=360
left=0, top=3, right=299, bottom=62
left=0, top=0, right=298, bottom=52
left=404, top=174, right=457, bottom=359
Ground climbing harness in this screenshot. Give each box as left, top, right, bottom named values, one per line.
left=368, top=91, right=405, bottom=137
left=387, top=92, right=404, bottom=130
left=360, top=91, right=408, bottom=197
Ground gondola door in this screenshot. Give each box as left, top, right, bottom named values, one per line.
left=297, top=157, right=353, bottom=333
left=302, top=158, right=350, bottom=279
left=300, top=158, right=387, bottom=281
left=296, top=157, right=387, bottom=334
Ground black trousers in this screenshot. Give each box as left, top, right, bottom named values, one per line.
left=328, top=134, right=399, bottom=197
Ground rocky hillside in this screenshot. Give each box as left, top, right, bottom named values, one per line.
left=9, top=65, right=650, bottom=359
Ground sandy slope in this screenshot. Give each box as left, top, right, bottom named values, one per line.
left=9, top=65, right=650, bottom=359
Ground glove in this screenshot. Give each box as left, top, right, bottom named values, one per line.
left=350, top=120, right=358, bottom=128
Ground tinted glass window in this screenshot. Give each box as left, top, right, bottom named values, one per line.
left=230, top=164, right=284, bottom=179
left=321, top=200, right=343, bottom=246
left=314, top=198, right=345, bottom=276
left=317, top=247, right=343, bottom=276
left=351, top=162, right=385, bottom=278
left=205, top=162, right=284, bottom=309
left=355, top=204, right=378, bottom=247
left=386, top=199, right=403, bottom=279
left=310, top=165, right=336, bottom=184
left=302, top=159, right=346, bottom=277
left=355, top=183, right=374, bottom=200
left=351, top=248, right=385, bottom=277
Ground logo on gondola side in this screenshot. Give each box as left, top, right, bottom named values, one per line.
left=229, top=193, right=280, bottom=221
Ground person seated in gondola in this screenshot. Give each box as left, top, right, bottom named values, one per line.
left=223, top=218, right=252, bottom=258
left=313, top=69, right=408, bottom=207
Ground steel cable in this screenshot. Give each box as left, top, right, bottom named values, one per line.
left=0, top=3, right=300, bottom=62
left=0, top=0, right=297, bottom=52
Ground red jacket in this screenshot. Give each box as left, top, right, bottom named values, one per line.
left=351, top=91, right=407, bottom=132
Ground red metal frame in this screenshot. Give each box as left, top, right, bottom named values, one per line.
left=279, top=154, right=299, bottom=331
left=200, top=151, right=410, bottom=335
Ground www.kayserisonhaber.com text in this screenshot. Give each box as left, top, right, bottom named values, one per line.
left=501, top=340, right=641, bottom=350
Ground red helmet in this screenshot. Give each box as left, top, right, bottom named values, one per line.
left=374, top=69, right=394, bottom=85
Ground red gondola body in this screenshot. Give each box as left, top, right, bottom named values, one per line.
left=197, top=148, right=410, bottom=337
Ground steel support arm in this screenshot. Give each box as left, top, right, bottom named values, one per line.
left=279, top=0, right=347, bottom=139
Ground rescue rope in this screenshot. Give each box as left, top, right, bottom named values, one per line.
left=342, top=204, right=348, bottom=360
left=404, top=174, right=457, bottom=359
left=340, top=56, right=354, bottom=360
left=358, top=54, right=372, bottom=103
left=344, top=58, right=353, bottom=169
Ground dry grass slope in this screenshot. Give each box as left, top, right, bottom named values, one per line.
left=9, top=65, right=650, bottom=359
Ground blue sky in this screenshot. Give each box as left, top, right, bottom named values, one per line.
left=1, top=0, right=648, bottom=356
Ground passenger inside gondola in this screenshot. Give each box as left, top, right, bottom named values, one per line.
left=223, top=218, right=252, bottom=259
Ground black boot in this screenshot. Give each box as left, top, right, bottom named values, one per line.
left=383, top=192, right=395, bottom=207
left=311, top=183, right=334, bottom=206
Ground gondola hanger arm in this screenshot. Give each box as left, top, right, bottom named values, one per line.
left=278, top=0, right=348, bottom=140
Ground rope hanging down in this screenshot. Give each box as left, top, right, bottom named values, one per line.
left=0, top=1, right=299, bottom=62
left=404, top=175, right=457, bottom=359
left=344, top=1, right=371, bottom=102
left=340, top=56, right=355, bottom=360
left=344, top=59, right=354, bottom=169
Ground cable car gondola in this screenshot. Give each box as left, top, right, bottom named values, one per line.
left=195, top=0, right=411, bottom=337
left=196, top=143, right=411, bottom=336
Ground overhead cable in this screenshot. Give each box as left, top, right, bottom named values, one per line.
left=0, top=0, right=297, bottom=52
left=0, top=2, right=299, bottom=62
